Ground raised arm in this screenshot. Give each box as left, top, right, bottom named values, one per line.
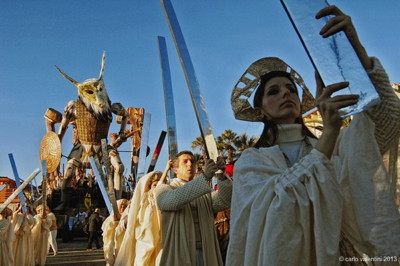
left=58, top=100, right=75, bottom=142
left=317, top=5, right=400, bottom=153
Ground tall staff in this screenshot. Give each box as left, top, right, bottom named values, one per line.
left=8, top=153, right=27, bottom=212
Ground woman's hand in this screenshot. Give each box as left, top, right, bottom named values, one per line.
left=314, top=72, right=359, bottom=158
left=316, top=5, right=372, bottom=71
left=315, top=73, right=359, bottom=133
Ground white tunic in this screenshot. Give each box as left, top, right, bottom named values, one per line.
left=226, top=57, right=400, bottom=266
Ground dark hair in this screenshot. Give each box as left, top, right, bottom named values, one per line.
left=253, top=71, right=316, bottom=148
left=172, top=150, right=195, bottom=168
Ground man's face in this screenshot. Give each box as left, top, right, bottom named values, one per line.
left=174, top=154, right=196, bottom=182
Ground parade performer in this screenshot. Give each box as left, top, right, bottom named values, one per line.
left=153, top=151, right=232, bottom=266
left=12, top=205, right=36, bottom=266
left=226, top=5, right=400, bottom=265
left=32, top=205, right=52, bottom=266
left=0, top=207, right=14, bottom=266
left=47, top=208, right=58, bottom=256
left=102, top=198, right=128, bottom=266
left=113, top=200, right=130, bottom=260
left=114, top=171, right=163, bottom=266
left=55, top=52, right=129, bottom=205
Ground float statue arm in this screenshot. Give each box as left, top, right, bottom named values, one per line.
left=111, top=102, right=129, bottom=145
left=58, top=100, right=76, bottom=143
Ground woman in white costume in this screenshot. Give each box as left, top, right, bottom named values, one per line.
left=0, top=207, right=14, bottom=266
left=102, top=198, right=129, bottom=266
left=46, top=208, right=58, bottom=256
left=114, top=171, right=163, bottom=266
left=13, top=205, right=36, bottom=266
left=113, top=200, right=130, bottom=259
left=32, top=205, right=52, bottom=266
left=226, top=5, right=400, bottom=266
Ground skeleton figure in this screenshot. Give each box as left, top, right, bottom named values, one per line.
left=56, top=52, right=129, bottom=203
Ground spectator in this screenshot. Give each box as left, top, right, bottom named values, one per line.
left=86, top=208, right=102, bottom=250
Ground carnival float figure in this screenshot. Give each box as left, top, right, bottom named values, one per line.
left=54, top=52, right=129, bottom=205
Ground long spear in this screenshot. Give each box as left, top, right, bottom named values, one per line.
left=0, top=168, right=41, bottom=213
left=41, top=160, right=47, bottom=218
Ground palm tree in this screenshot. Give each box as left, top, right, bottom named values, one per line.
left=235, top=133, right=257, bottom=155
left=191, top=136, right=208, bottom=163
left=217, top=129, right=239, bottom=164
left=192, top=153, right=205, bottom=174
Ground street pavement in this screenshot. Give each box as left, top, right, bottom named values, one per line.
left=45, top=237, right=105, bottom=265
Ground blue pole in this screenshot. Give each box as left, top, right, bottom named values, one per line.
left=8, top=153, right=27, bottom=212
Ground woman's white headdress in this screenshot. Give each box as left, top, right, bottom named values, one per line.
left=231, top=57, right=315, bottom=122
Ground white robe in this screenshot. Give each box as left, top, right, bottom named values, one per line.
left=226, top=57, right=400, bottom=266
left=32, top=214, right=52, bottom=266
left=102, top=216, right=118, bottom=266
left=13, top=213, right=36, bottom=266
left=102, top=199, right=129, bottom=266
left=0, top=217, right=14, bottom=266
left=114, top=172, right=163, bottom=266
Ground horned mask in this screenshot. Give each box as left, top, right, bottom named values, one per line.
left=55, top=52, right=112, bottom=121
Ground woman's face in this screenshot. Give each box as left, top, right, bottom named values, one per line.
left=119, top=204, right=127, bottom=214
left=258, top=76, right=301, bottom=124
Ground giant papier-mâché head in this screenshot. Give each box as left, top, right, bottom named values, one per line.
left=55, top=52, right=112, bottom=121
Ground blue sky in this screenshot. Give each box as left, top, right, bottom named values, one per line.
left=1, top=0, right=399, bottom=183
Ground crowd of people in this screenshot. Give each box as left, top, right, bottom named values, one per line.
left=1, top=4, right=400, bottom=266
left=91, top=5, right=400, bottom=265
left=0, top=204, right=58, bottom=266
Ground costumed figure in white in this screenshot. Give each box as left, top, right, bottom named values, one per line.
left=0, top=207, right=15, bottom=266
left=32, top=205, right=52, bottom=266
left=226, top=5, right=400, bottom=266
left=12, top=205, right=36, bottom=266
left=113, top=200, right=130, bottom=261
left=46, top=208, right=58, bottom=256
left=102, top=198, right=129, bottom=266
left=114, top=171, right=163, bottom=266
left=55, top=52, right=129, bottom=205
